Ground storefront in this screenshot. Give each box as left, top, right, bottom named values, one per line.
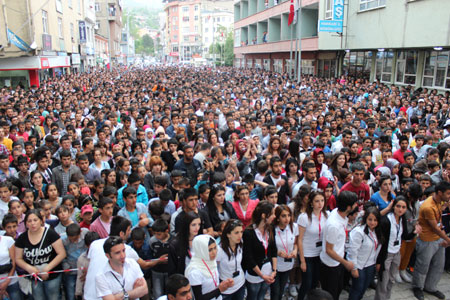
left=0, top=56, right=71, bottom=88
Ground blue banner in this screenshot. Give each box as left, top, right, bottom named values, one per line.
left=79, top=21, right=87, bottom=43
left=332, top=0, right=344, bottom=32
left=319, top=20, right=344, bottom=32
left=7, top=29, right=31, bottom=51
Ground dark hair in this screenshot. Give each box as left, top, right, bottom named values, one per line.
left=273, top=205, right=294, bottom=231
left=103, top=186, right=117, bottom=198
left=131, top=227, right=146, bottom=241
left=148, top=200, right=165, bottom=218
left=85, top=231, right=100, bottom=247
left=350, top=162, right=366, bottom=173
left=98, top=197, right=114, bottom=209
left=336, top=191, right=357, bottom=212
left=2, top=213, right=18, bottom=228
left=251, top=201, right=275, bottom=240
left=103, top=236, right=123, bottom=254
left=127, top=172, right=140, bottom=184
left=435, top=181, right=450, bottom=194
left=152, top=218, right=169, bottom=233
left=305, top=191, right=328, bottom=222
left=292, top=184, right=311, bottom=219
left=159, top=189, right=173, bottom=202
left=122, top=186, right=137, bottom=199
left=305, top=289, right=333, bottom=300
left=181, top=187, right=197, bottom=201
left=390, top=195, right=408, bottom=215
left=220, top=219, right=243, bottom=260
left=110, top=216, right=131, bottom=237
left=270, top=156, right=282, bottom=167
left=361, top=206, right=384, bottom=245
left=176, top=212, right=200, bottom=257
left=24, top=209, right=44, bottom=226
left=166, top=274, right=190, bottom=297
left=66, top=223, right=81, bottom=237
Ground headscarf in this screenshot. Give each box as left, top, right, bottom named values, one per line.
left=185, top=234, right=217, bottom=278
left=145, top=128, right=154, bottom=146
left=312, top=148, right=324, bottom=174
left=235, top=139, right=246, bottom=161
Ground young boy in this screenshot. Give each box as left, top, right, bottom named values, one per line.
left=197, top=183, right=210, bottom=210
left=90, top=197, right=114, bottom=238
left=75, top=231, right=100, bottom=299
left=61, top=223, right=88, bottom=300
left=118, top=186, right=153, bottom=229
left=149, top=189, right=176, bottom=215
left=54, top=205, right=75, bottom=235
left=149, top=219, right=172, bottom=299
left=79, top=204, right=94, bottom=229
left=0, top=182, right=12, bottom=221
left=1, top=213, right=18, bottom=239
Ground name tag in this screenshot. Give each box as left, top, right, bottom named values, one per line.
left=284, top=258, right=293, bottom=262
left=394, top=241, right=399, bottom=246
left=232, top=271, right=240, bottom=278
left=316, top=241, right=323, bottom=248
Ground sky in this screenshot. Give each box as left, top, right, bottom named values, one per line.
left=123, top=0, right=163, bottom=10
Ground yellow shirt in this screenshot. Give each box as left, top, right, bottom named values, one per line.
left=418, top=196, right=441, bottom=242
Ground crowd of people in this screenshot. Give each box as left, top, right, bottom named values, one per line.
left=0, top=65, right=449, bottom=300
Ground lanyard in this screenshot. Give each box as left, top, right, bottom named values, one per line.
left=202, top=259, right=218, bottom=287
left=257, top=228, right=269, bottom=257
left=318, top=213, right=322, bottom=239
left=369, top=232, right=378, bottom=250
left=395, top=222, right=400, bottom=241
left=343, top=225, right=349, bottom=240
left=277, top=228, right=289, bottom=254
left=110, top=271, right=125, bottom=294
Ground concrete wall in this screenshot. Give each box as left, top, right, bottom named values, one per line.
left=319, top=0, right=450, bottom=50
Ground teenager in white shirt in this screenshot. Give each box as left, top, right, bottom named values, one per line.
left=217, top=220, right=246, bottom=300
left=297, top=192, right=328, bottom=300
left=271, top=205, right=298, bottom=300
left=319, top=190, right=358, bottom=300
left=347, top=207, right=382, bottom=300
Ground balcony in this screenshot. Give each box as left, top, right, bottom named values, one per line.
left=234, top=36, right=318, bottom=54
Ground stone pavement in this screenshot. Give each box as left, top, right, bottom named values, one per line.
left=344, top=271, right=450, bottom=300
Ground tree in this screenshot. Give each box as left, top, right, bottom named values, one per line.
left=209, top=26, right=234, bottom=66
left=141, top=34, right=154, bottom=55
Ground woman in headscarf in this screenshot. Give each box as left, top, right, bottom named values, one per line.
left=312, top=148, right=331, bottom=179
left=185, top=235, right=234, bottom=300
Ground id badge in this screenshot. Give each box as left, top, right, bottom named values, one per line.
left=394, top=240, right=399, bottom=246
left=232, top=271, right=240, bottom=278
left=284, top=258, right=293, bottom=262
left=316, top=241, right=323, bottom=247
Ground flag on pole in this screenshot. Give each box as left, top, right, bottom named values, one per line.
left=288, top=0, right=299, bottom=26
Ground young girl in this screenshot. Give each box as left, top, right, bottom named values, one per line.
left=242, top=201, right=276, bottom=300
left=101, top=169, right=117, bottom=187
left=272, top=205, right=298, bottom=300
left=30, top=171, right=46, bottom=202
left=61, top=195, right=80, bottom=223
left=297, top=192, right=328, bottom=300
left=347, top=207, right=383, bottom=300
left=370, top=175, right=396, bottom=216
left=217, top=219, right=246, bottom=300
left=54, top=205, right=74, bottom=235
left=8, top=199, right=25, bottom=235
left=67, top=182, right=81, bottom=207
left=375, top=196, right=408, bottom=300
left=91, top=179, right=105, bottom=208
left=89, top=148, right=110, bottom=172
left=206, top=185, right=238, bottom=237
left=21, top=189, right=36, bottom=213
left=185, top=235, right=234, bottom=300
left=46, top=183, right=62, bottom=213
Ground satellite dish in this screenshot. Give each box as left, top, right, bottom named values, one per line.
left=30, top=41, right=37, bottom=50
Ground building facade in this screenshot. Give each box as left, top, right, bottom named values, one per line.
left=81, top=0, right=97, bottom=71
left=95, top=0, right=123, bottom=66
left=0, top=0, right=85, bottom=87
left=201, top=8, right=234, bottom=62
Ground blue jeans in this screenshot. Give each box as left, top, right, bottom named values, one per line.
left=222, top=284, right=246, bottom=300
left=63, top=273, right=77, bottom=300
left=246, top=280, right=270, bottom=300
left=349, top=265, right=376, bottom=300
left=298, top=256, right=321, bottom=300
left=7, top=282, right=24, bottom=300
left=270, top=270, right=290, bottom=300
left=151, top=270, right=168, bottom=299
left=32, top=274, right=61, bottom=300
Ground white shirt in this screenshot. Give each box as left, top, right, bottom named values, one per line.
left=298, top=212, right=327, bottom=257
left=292, top=179, right=318, bottom=198
left=187, top=267, right=221, bottom=300
left=0, top=236, right=17, bottom=285
left=84, top=238, right=139, bottom=300
left=387, top=213, right=402, bottom=254
left=347, top=225, right=381, bottom=270
left=275, top=224, right=299, bottom=272
left=170, top=207, right=183, bottom=235
left=320, top=208, right=348, bottom=267
left=217, top=246, right=245, bottom=294
left=95, top=258, right=143, bottom=299
left=0, top=200, right=8, bottom=222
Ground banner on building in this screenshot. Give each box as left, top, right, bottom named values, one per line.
left=318, top=0, right=344, bottom=33
left=7, top=29, right=31, bottom=51
left=79, top=21, right=87, bottom=43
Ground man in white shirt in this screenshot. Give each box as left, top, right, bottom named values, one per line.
left=96, top=236, right=148, bottom=300
left=319, top=190, right=358, bottom=300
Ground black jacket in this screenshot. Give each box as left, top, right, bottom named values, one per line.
left=263, top=174, right=290, bottom=205
left=242, top=227, right=277, bottom=276
left=168, top=237, right=190, bottom=276
left=204, top=201, right=238, bottom=231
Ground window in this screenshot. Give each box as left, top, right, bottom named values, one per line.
left=68, top=0, right=72, bottom=8
left=183, top=16, right=189, bottom=22
left=95, top=3, right=100, bottom=11
left=56, top=0, right=63, bottom=13
left=195, top=15, right=198, bottom=21
left=172, top=16, right=178, bottom=22
left=58, top=18, right=63, bottom=38
left=375, top=51, right=394, bottom=82
left=42, top=10, right=48, bottom=33
left=205, top=37, right=209, bottom=42
left=70, top=23, right=75, bottom=42
left=205, top=28, right=208, bottom=33
left=395, top=51, right=418, bottom=85
left=95, top=21, right=100, bottom=30
left=263, top=59, right=271, bottom=71
left=194, top=26, right=198, bottom=32
left=173, top=35, right=177, bottom=41
left=182, top=6, right=189, bottom=12
left=171, top=7, right=177, bottom=12
left=172, top=25, right=178, bottom=30
left=184, top=36, right=189, bottom=42
left=182, top=27, right=189, bottom=33
left=194, top=5, right=198, bottom=11
left=195, top=36, right=198, bottom=42
left=173, top=46, right=178, bottom=52
left=344, top=51, right=372, bottom=79
left=359, top=0, right=386, bottom=11
left=423, top=51, right=450, bottom=89
left=325, top=0, right=332, bottom=19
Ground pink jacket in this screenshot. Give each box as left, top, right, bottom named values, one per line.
left=89, top=217, right=109, bottom=239
left=231, top=199, right=259, bottom=229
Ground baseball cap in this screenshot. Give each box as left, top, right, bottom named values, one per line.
left=81, top=204, right=93, bottom=216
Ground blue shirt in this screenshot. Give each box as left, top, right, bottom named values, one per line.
left=370, top=191, right=396, bottom=211
left=118, top=203, right=153, bottom=228
left=117, top=184, right=149, bottom=208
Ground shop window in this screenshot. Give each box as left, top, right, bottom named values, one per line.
left=395, top=50, right=417, bottom=85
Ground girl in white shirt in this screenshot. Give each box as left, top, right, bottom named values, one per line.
left=271, top=205, right=299, bottom=300
left=185, top=235, right=234, bottom=300
left=347, top=207, right=383, bottom=300
left=297, top=191, right=328, bottom=300
left=217, top=220, right=246, bottom=300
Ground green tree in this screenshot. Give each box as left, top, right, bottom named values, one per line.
left=209, top=26, right=234, bottom=66
left=141, top=34, right=154, bottom=55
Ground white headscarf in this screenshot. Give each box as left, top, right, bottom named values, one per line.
left=185, top=234, right=217, bottom=278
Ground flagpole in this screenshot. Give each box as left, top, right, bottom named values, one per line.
left=297, top=0, right=302, bottom=83
left=294, top=36, right=298, bottom=81
left=289, top=25, right=293, bottom=80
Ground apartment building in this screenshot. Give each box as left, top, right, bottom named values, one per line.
left=233, top=0, right=319, bottom=74
left=201, top=9, right=234, bottom=59
left=318, top=0, right=450, bottom=91
left=95, top=0, right=123, bottom=66
left=0, top=0, right=84, bottom=87
left=81, top=0, right=97, bottom=70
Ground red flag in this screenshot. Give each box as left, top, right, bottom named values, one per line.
left=288, top=0, right=295, bottom=26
